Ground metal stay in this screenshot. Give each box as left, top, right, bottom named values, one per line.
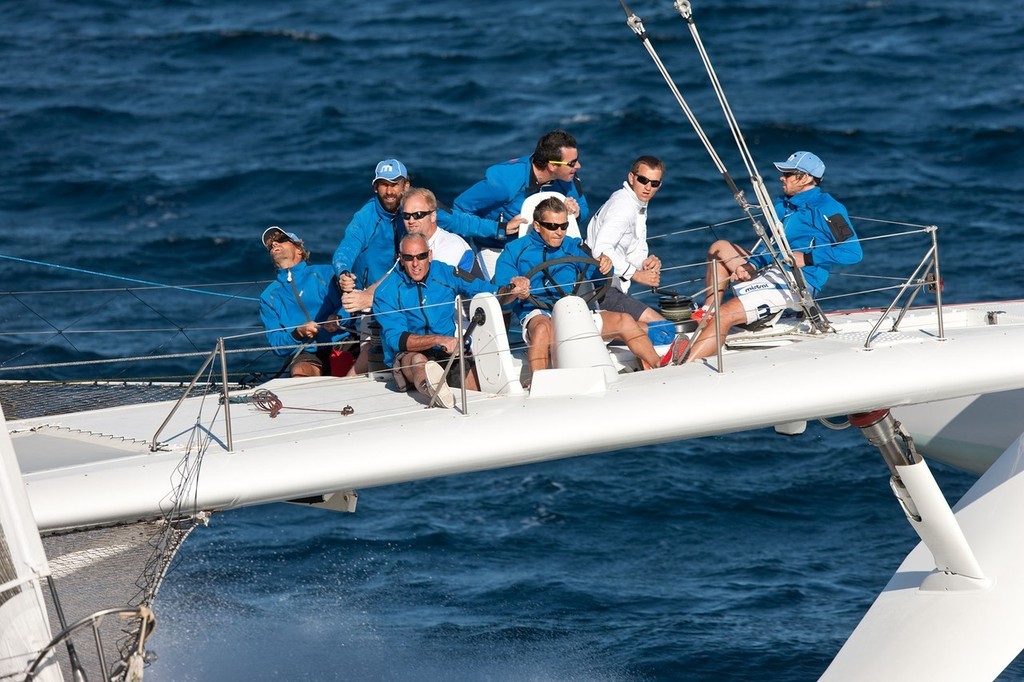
left=151, top=337, right=233, bottom=451
left=864, top=225, right=945, bottom=348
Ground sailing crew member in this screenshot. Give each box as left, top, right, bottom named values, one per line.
left=259, top=227, right=354, bottom=377
left=333, top=159, right=511, bottom=305
left=454, top=130, right=589, bottom=280
left=332, top=159, right=512, bottom=372
left=585, top=155, right=675, bottom=346
left=400, top=187, right=478, bottom=275
left=684, top=150, right=862, bottom=364
left=493, top=196, right=662, bottom=376
left=373, top=233, right=528, bottom=408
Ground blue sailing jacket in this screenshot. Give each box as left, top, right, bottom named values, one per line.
left=333, top=197, right=509, bottom=288
left=372, top=262, right=498, bottom=366
left=332, top=198, right=400, bottom=289
left=259, top=261, right=351, bottom=356
left=454, top=156, right=589, bottom=249
left=747, top=187, right=862, bottom=294
left=493, top=230, right=600, bottom=323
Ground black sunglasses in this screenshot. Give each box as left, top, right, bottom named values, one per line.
left=634, top=174, right=662, bottom=188
left=537, top=220, right=570, bottom=231
left=781, top=171, right=806, bottom=178
left=400, top=251, right=429, bottom=262
left=401, top=210, right=435, bottom=221
left=264, top=233, right=290, bottom=249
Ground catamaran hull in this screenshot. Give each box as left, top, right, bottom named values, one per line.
left=9, top=300, right=1024, bottom=533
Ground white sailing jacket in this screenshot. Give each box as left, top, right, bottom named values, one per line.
left=585, top=181, right=649, bottom=294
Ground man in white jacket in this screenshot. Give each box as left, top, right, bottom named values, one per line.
left=586, top=156, right=674, bottom=345
left=401, top=187, right=480, bottom=277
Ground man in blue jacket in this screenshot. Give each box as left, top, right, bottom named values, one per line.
left=332, top=159, right=508, bottom=374
left=682, top=151, right=862, bottom=364
left=455, top=130, right=589, bottom=279
left=493, top=196, right=661, bottom=376
left=333, top=159, right=513, bottom=309
left=373, top=233, right=528, bottom=408
left=259, top=227, right=353, bottom=377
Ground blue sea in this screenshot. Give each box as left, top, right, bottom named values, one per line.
left=2, top=0, right=1023, bottom=679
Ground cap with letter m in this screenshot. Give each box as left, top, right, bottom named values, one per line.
left=373, top=158, right=408, bottom=184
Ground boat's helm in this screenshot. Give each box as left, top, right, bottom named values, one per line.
left=523, top=255, right=611, bottom=311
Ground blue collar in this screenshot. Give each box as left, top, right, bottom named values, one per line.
left=779, top=186, right=821, bottom=210
left=276, top=259, right=308, bottom=283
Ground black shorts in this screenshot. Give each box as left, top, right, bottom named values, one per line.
left=290, top=347, right=332, bottom=372
left=600, top=287, right=650, bottom=321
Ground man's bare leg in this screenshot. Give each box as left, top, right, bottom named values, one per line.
left=351, top=340, right=370, bottom=375
left=704, top=240, right=750, bottom=307
left=399, top=352, right=430, bottom=393
left=290, top=361, right=322, bottom=378
left=526, top=315, right=554, bottom=373
left=685, top=298, right=749, bottom=363
left=599, top=311, right=661, bottom=369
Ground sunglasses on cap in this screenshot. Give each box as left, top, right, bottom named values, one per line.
left=633, top=174, right=662, bottom=188
left=400, top=251, right=429, bottom=262
left=537, top=220, right=570, bottom=231
left=401, top=209, right=435, bottom=221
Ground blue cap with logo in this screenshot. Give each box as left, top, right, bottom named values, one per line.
left=261, top=225, right=301, bottom=247
left=373, top=158, right=408, bottom=184
left=773, top=151, right=825, bottom=179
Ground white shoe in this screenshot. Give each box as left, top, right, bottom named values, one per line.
left=421, top=360, right=455, bottom=409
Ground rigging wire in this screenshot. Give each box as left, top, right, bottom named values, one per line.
left=0, top=253, right=260, bottom=301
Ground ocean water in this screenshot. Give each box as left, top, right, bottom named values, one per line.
left=2, top=0, right=1023, bottom=679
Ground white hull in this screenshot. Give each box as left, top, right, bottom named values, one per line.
left=823, top=431, right=1024, bottom=681
left=10, top=299, right=1024, bottom=533
left=894, top=390, right=1024, bottom=475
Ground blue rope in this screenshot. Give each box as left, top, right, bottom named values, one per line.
left=0, top=253, right=260, bottom=301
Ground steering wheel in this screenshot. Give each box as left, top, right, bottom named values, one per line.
left=522, top=256, right=612, bottom=311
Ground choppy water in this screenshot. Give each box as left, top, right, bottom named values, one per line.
left=2, top=0, right=1023, bottom=679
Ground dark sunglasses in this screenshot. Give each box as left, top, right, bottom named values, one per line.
left=634, top=174, right=662, bottom=188
left=400, top=251, right=429, bottom=262
left=781, top=171, right=806, bottom=178
left=549, top=157, right=579, bottom=167
left=537, top=220, right=570, bottom=231
left=264, top=234, right=290, bottom=249
left=401, top=210, right=435, bottom=221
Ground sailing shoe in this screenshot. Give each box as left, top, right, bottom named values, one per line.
left=659, top=337, right=689, bottom=367
left=421, top=360, right=455, bottom=409
left=690, top=307, right=711, bottom=324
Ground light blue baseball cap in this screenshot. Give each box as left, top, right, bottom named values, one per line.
left=373, top=158, right=408, bottom=184
left=773, top=151, right=825, bottom=179
left=261, top=226, right=301, bottom=247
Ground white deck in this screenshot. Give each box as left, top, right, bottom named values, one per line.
left=10, top=300, right=1024, bottom=532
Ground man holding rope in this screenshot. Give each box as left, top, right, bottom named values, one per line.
left=259, top=227, right=354, bottom=377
